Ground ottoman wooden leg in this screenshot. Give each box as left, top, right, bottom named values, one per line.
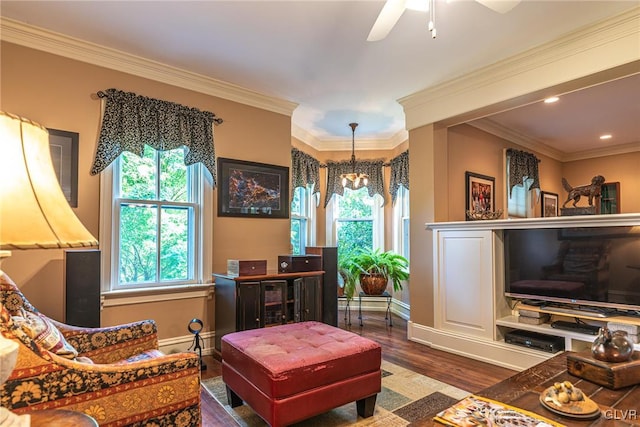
left=226, top=385, right=244, bottom=408
left=356, top=394, right=377, bottom=418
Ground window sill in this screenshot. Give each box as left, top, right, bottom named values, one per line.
left=102, top=283, right=214, bottom=307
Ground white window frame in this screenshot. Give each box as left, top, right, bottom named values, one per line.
left=99, top=155, right=213, bottom=293
left=290, top=185, right=317, bottom=254
left=325, top=189, right=384, bottom=250
left=392, top=186, right=410, bottom=260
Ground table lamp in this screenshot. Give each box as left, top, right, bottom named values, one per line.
left=0, top=111, right=99, bottom=425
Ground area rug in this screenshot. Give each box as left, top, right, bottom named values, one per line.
left=202, top=360, right=470, bottom=426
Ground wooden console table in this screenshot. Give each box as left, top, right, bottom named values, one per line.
left=427, top=352, right=640, bottom=426
left=213, top=271, right=324, bottom=351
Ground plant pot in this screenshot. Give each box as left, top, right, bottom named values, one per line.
left=360, top=273, right=388, bottom=295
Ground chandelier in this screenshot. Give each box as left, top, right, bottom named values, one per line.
left=340, top=122, right=369, bottom=189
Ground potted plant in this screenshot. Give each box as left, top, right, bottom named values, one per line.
left=342, top=248, right=409, bottom=296
left=338, top=249, right=358, bottom=299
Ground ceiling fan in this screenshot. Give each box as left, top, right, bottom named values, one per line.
left=367, top=0, right=521, bottom=41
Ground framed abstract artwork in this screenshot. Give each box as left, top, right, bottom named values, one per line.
left=217, top=157, right=289, bottom=218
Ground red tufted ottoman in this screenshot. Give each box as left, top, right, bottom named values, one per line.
left=221, top=321, right=381, bottom=426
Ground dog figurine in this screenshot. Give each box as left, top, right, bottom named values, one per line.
left=561, top=175, right=605, bottom=208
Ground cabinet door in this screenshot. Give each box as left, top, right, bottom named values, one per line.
left=261, top=280, right=287, bottom=327
left=294, top=276, right=321, bottom=322
left=435, top=229, right=495, bottom=339
left=238, top=282, right=261, bottom=331
left=307, top=276, right=322, bottom=321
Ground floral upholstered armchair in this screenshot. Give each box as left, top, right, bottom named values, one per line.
left=0, top=272, right=201, bottom=426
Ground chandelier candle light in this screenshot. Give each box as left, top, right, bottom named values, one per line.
left=340, top=122, right=369, bottom=189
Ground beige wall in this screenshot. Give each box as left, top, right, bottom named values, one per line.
left=407, top=124, right=445, bottom=327
left=447, top=124, right=566, bottom=221
left=562, top=152, right=640, bottom=213
left=1, top=42, right=291, bottom=342
left=445, top=124, right=638, bottom=219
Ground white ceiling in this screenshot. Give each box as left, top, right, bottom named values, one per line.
left=469, top=73, right=640, bottom=158
left=1, top=0, right=639, bottom=153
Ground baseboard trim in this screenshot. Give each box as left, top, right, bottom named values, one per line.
left=407, top=321, right=551, bottom=371
left=159, top=330, right=214, bottom=357
left=338, top=297, right=410, bottom=321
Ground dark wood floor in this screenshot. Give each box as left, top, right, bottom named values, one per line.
left=199, top=311, right=517, bottom=426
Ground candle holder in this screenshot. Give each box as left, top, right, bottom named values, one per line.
left=187, top=318, right=207, bottom=371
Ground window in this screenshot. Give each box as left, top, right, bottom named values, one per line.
left=100, top=145, right=212, bottom=291
left=326, top=187, right=383, bottom=256
left=506, top=155, right=534, bottom=218
left=393, top=186, right=410, bottom=260
left=290, top=185, right=317, bottom=255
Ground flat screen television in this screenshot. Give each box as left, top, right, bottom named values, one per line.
left=503, top=225, right=640, bottom=315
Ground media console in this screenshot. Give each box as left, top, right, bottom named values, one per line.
left=422, top=214, right=640, bottom=371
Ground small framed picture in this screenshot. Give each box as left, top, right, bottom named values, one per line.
left=48, top=128, right=79, bottom=207
left=541, top=191, right=559, bottom=217
left=465, top=171, right=495, bottom=215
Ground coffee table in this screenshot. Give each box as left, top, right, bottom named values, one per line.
left=428, top=352, right=640, bottom=426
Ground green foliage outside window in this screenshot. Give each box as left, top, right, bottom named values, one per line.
left=336, top=220, right=373, bottom=256
left=118, top=146, right=193, bottom=286
left=336, top=187, right=373, bottom=257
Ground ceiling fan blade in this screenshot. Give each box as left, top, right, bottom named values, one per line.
left=475, top=0, right=521, bottom=14
left=367, top=0, right=407, bottom=42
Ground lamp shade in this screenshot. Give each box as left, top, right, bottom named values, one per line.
left=0, top=112, right=98, bottom=249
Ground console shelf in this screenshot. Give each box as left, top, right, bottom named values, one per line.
left=497, top=313, right=640, bottom=353
left=516, top=303, right=640, bottom=326
left=497, top=315, right=597, bottom=352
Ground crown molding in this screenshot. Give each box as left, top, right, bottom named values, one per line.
left=467, top=119, right=564, bottom=161
left=0, top=17, right=298, bottom=117
left=468, top=118, right=640, bottom=163
left=562, top=140, right=640, bottom=162
left=292, top=124, right=408, bottom=151
left=399, top=6, right=640, bottom=130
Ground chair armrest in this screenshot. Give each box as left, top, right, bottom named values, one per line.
left=50, top=318, right=159, bottom=364
left=4, top=342, right=201, bottom=421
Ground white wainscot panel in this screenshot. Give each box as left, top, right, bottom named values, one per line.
left=436, top=230, right=493, bottom=339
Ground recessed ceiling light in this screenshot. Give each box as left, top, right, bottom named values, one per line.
left=544, top=96, right=559, bottom=104
left=600, top=134, right=612, bottom=140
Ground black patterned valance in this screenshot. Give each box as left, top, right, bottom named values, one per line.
left=389, top=150, right=409, bottom=204
left=324, top=159, right=385, bottom=207
left=291, top=148, right=320, bottom=198
left=506, top=148, right=540, bottom=196
left=90, top=88, right=222, bottom=184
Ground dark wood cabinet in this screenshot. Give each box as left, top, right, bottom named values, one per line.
left=214, top=271, right=323, bottom=350
left=305, top=246, right=338, bottom=326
